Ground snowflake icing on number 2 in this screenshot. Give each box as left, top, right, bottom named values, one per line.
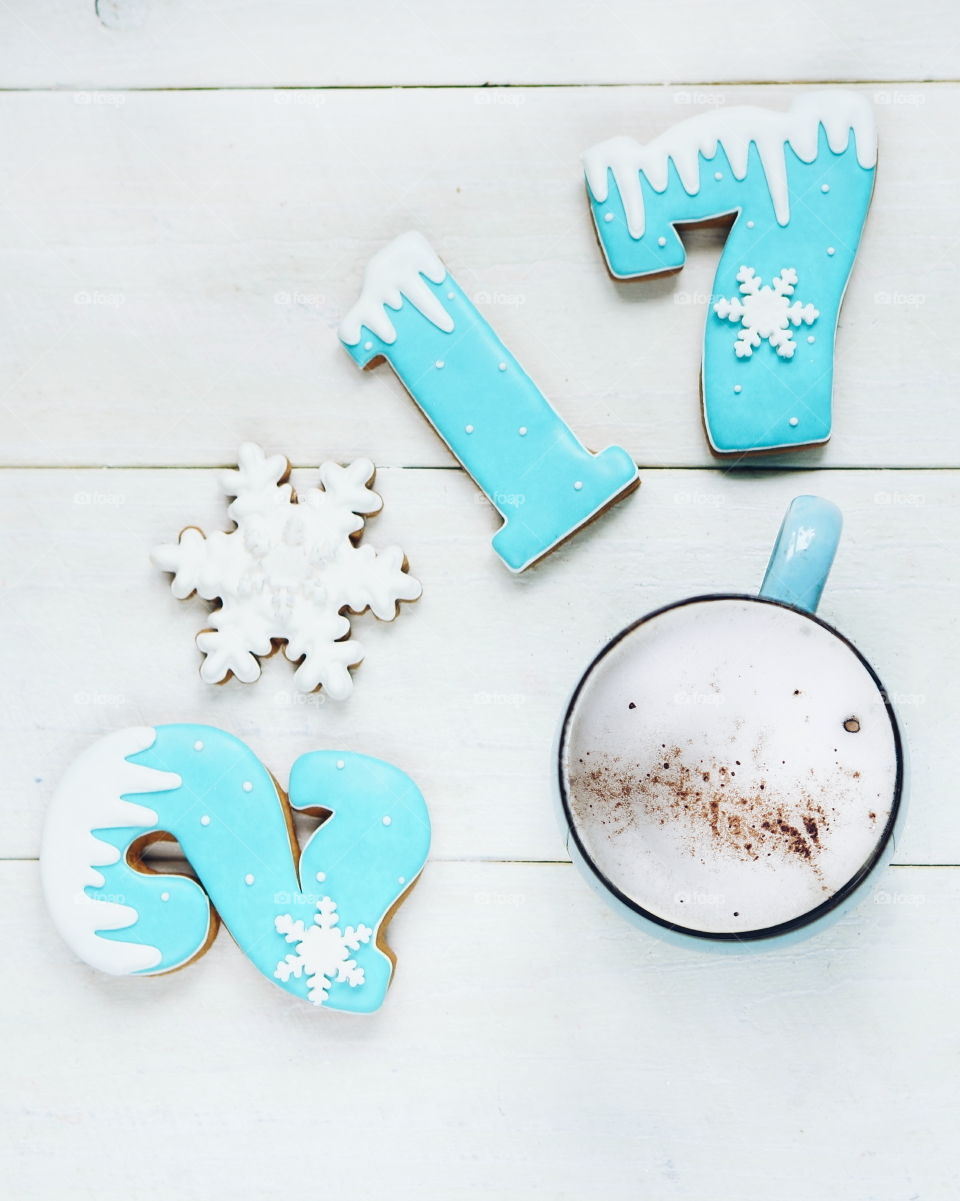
left=713, top=267, right=819, bottom=360
left=274, top=897, right=373, bottom=1006
left=152, top=443, right=421, bottom=700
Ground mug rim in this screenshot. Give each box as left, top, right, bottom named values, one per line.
left=556, top=592, right=905, bottom=942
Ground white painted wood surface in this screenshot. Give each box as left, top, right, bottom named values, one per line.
left=3, top=6, right=959, bottom=1199
left=0, top=84, right=956, bottom=468
left=1, top=1, right=957, bottom=86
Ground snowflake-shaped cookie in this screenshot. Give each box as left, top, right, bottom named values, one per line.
left=713, top=267, right=819, bottom=359
left=274, top=897, right=372, bottom=1006
left=152, top=443, right=421, bottom=700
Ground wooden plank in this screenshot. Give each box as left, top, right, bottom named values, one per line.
left=3, top=857, right=958, bottom=1200
left=0, top=83, right=956, bottom=469
left=0, top=1, right=956, bottom=87
left=4, top=465, right=955, bottom=863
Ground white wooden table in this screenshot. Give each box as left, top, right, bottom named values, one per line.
left=3, top=4, right=959, bottom=1197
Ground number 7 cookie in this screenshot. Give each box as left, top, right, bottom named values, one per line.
left=583, top=91, right=877, bottom=455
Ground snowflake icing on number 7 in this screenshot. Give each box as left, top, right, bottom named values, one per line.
left=713, top=267, right=819, bottom=360
left=274, top=897, right=373, bottom=1006
left=152, top=443, right=421, bottom=700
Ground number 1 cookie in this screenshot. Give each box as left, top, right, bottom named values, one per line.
left=339, top=232, right=639, bottom=572
left=583, top=91, right=877, bottom=455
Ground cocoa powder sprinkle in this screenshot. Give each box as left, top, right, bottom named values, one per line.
left=569, top=745, right=836, bottom=880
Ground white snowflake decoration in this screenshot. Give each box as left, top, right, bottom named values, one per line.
left=274, top=897, right=373, bottom=1006
left=713, top=266, right=819, bottom=359
left=152, top=443, right=421, bottom=700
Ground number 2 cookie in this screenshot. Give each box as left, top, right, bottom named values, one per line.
left=41, top=725, right=431, bottom=1012
left=583, top=91, right=877, bottom=455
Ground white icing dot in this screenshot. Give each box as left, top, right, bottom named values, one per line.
left=316, top=872, right=326, bottom=883
left=733, top=384, right=742, bottom=394
left=603, top=212, right=614, bottom=223
left=827, top=246, right=836, bottom=256
left=193, top=740, right=204, bottom=752
left=242, top=781, right=253, bottom=793
left=498, top=362, right=507, bottom=372
left=573, top=481, right=584, bottom=491
left=382, top=816, right=392, bottom=826
left=714, top=171, right=723, bottom=181
left=335, top=759, right=345, bottom=770
left=244, top=873, right=255, bottom=886
left=746, top=220, right=755, bottom=229
left=465, top=424, right=475, bottom=434
left=821, top=184, right=830, bottom=193
left=789, top=417, right=799, bottom=427
left=518, top=426, right=528, bottom=436
left=160, top=892, right=170, bottom=902
left=435, top=360, right=445, bottom=369
left=398, top=876, right=406, bottom=885
left=807, top=335, right=816, bottom=344
left=363, top=341, right=373, bottom=351
left=200, top=815, right=211, bottom=826
left=657, top=236, right=667, bottom=247
left=447, top=291, right=455, bottom=300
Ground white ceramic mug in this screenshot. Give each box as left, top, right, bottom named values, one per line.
left=557, top=496, right=904, bottom=941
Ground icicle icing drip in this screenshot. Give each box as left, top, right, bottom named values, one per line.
left=583, top=92, right=878, bottom=237
left=339, top=232, right=640, bottom=572
left=339, top=230, right=455, bottom=345
left=41, top=725, right=431, bottom=1013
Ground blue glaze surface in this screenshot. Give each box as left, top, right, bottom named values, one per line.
left=85, top=725, right=430, bottom=1012
left=341, top=237, right=638, bottom=571
left=589, top=128, right=875, bottom=453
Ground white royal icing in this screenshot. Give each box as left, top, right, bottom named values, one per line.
left=713, top=266, right=819, bottom=359
left=583, top=91, right=878, bottom=237
left=41, top=726, right=432, bottom=1011
left=339, top=231, right=455, bottom=346
left=152, top=443, right=421, bottom=700
left=275, top=897, right=372, bottom=1005
left=40, top=727, right=181, bottom=975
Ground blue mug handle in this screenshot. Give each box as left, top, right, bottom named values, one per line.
left=758, top=495, right=843, bottom=615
